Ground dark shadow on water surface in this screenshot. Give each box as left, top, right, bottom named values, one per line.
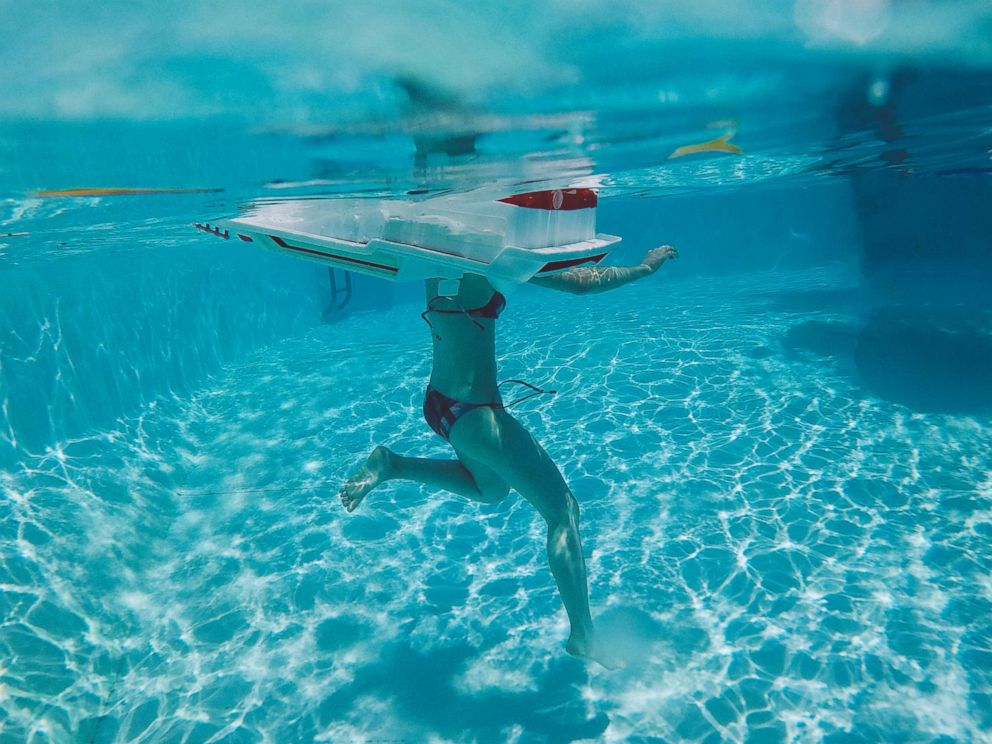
left=782, top=310, right=992, bottom=415
left=317, top=640, right=608, bottom=743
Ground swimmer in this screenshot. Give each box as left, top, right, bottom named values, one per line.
left=340, top=244, right=679, bottom=667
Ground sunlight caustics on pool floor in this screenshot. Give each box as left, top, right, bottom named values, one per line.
left=2, top=267, right=989, bottom=742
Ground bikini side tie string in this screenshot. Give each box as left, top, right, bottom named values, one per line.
left=498, top=378, right=558, bottom=408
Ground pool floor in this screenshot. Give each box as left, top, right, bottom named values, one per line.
left=2, top=267, right=990, bottom=742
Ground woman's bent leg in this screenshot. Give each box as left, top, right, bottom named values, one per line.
left=339, top=445, right=507, bottom=512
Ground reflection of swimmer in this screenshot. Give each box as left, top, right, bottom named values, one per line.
left=339, top=244, right=678, bottom=667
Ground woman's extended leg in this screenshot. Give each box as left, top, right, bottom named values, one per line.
left=447, top=407, right=610, bottom=666
left=339, top=445, right=509, bottom=512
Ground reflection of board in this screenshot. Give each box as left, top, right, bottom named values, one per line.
left=194, top=189, right=621, bottom=294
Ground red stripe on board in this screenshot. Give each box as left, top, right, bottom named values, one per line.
left=269, top=235, right=397, bottom=273
left=499, top=189, right=597, bottom=211
left=237, top=233, right=254, bottom=242
left=537, top=252, right=607, bottom=273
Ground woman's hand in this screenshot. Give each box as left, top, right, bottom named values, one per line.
left=641, top=245, right=678, bottom=273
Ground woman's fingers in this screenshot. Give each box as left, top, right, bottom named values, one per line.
left=643, top=245, right=678, bottom=269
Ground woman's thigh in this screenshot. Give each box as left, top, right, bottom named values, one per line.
left=449, top=406, right=573, bottom=523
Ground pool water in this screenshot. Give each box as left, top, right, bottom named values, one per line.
left=2, top=2, right=992, bottom=742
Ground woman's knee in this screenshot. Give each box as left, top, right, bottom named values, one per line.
left=471, top=467, right=510, bottom=504
left=546, top=490, right=580, bottom=529
left=477, top=482, right=510, bottom=504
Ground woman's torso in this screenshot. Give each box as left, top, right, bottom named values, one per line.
left=424, top=273, right=503, bottom=403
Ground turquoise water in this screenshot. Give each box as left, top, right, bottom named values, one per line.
left=3, top=2, right=992, bottom=742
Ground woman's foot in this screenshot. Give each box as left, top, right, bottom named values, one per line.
left=566, top=631, right=622, bottom=670
left=339, top=446, right=394, bottom=512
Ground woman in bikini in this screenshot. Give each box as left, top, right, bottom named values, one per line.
left=339, top=244, right=678, bottom=667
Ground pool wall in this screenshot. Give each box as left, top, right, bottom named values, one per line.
left=0, top=246, right=323, bottom=469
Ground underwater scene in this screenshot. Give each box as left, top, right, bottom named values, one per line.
left=2, top=1, right=992, bottom=742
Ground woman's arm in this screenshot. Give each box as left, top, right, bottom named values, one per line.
left=529, top=245, right=678, bottom=295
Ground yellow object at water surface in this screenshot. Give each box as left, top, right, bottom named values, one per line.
left=669, top=131, right=743, bottom=159
left=36, top=187, right=222, bottom=197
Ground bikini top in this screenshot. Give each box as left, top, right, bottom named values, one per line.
left=425, top=290, right=505, bottom=319
left=421, top=290, right=506, bottom=336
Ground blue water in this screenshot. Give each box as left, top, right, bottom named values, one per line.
left=3, top=2, right=992, bottom=742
